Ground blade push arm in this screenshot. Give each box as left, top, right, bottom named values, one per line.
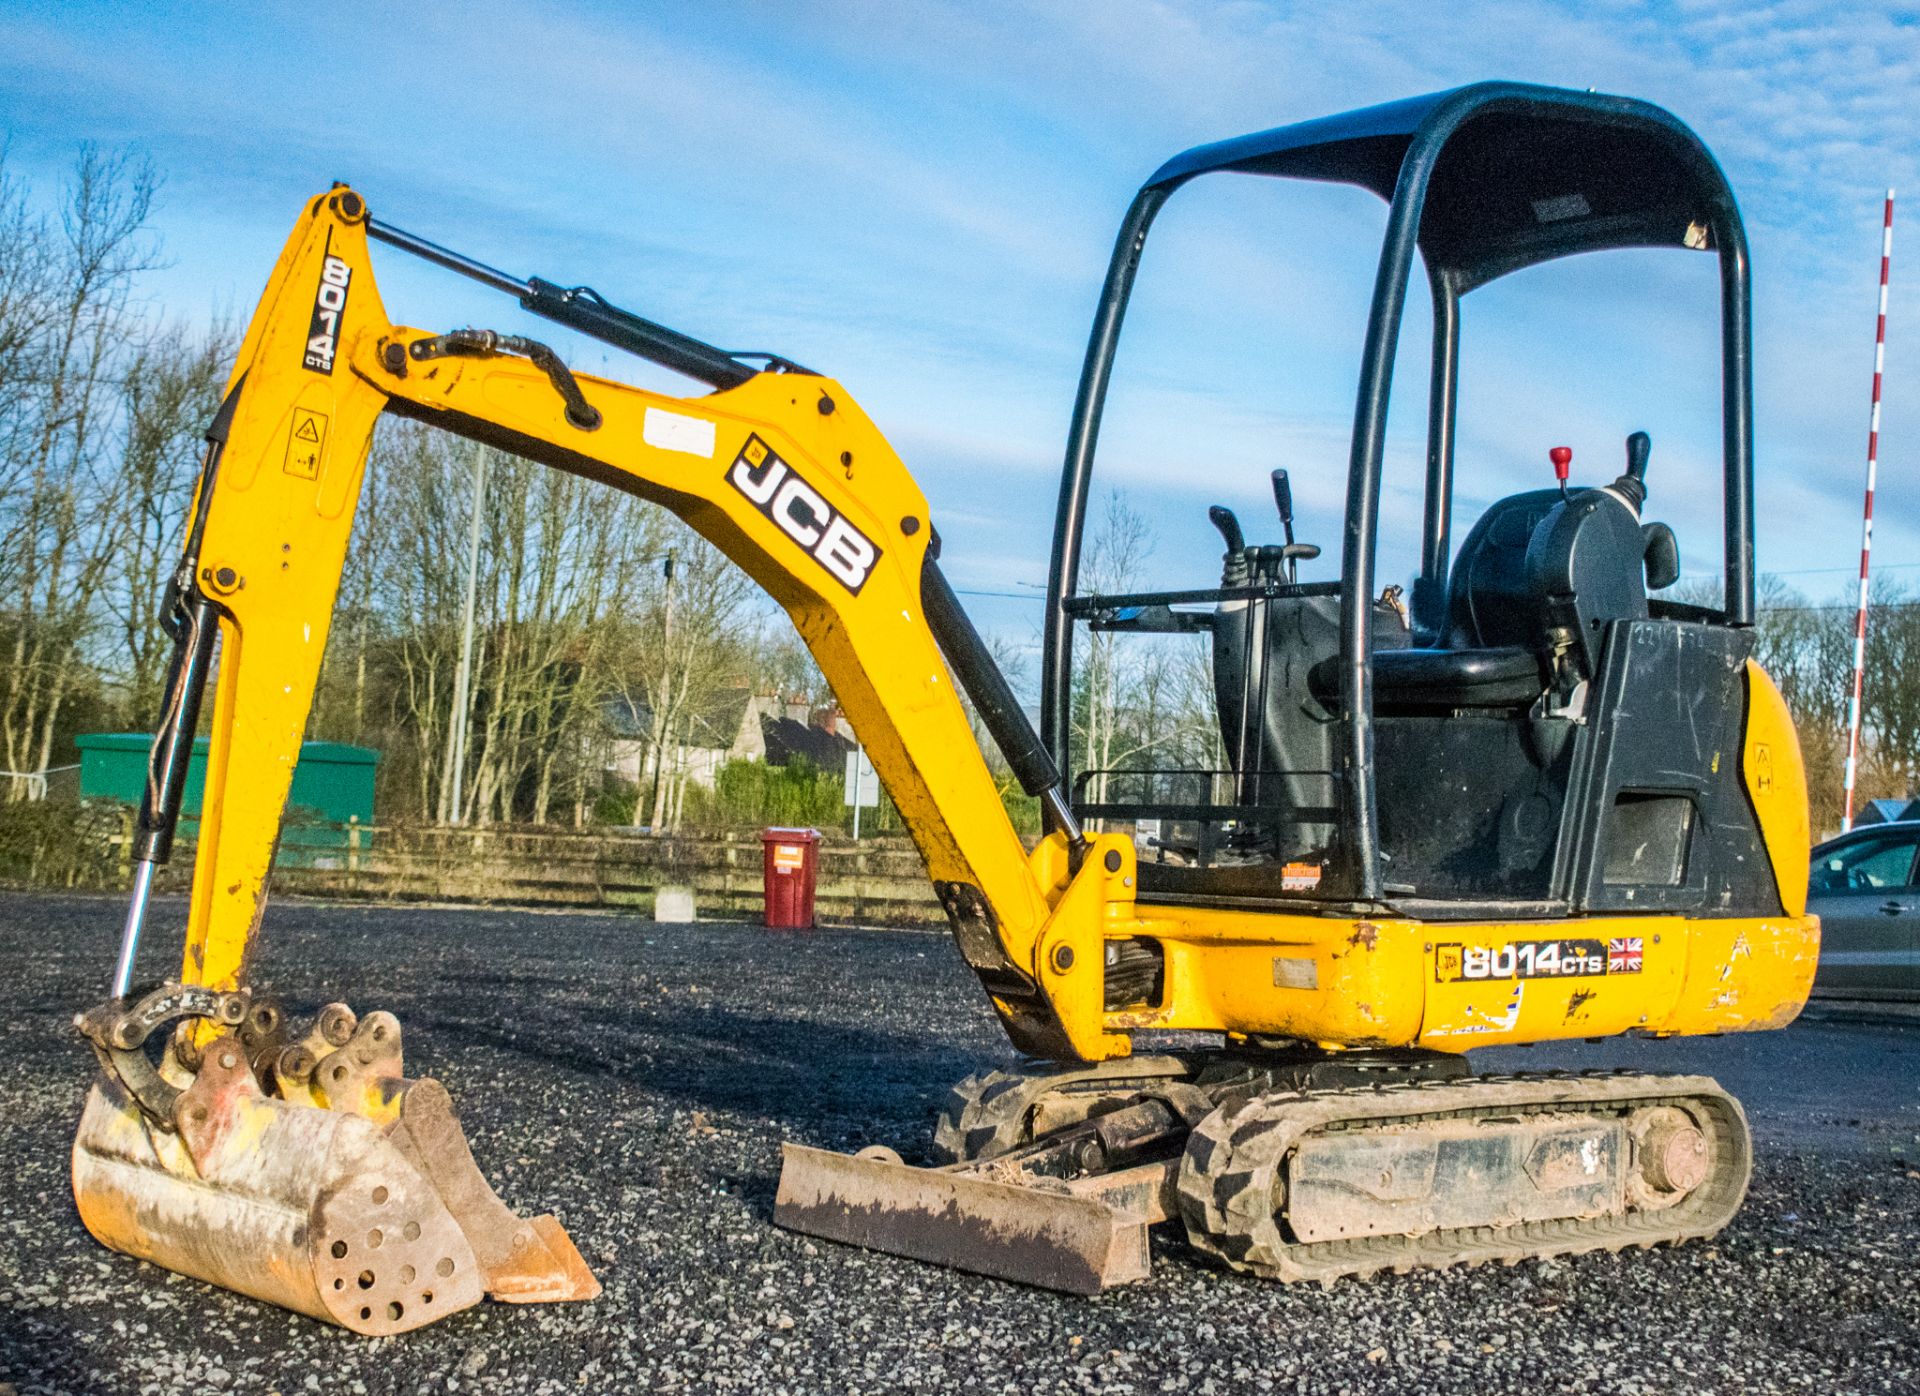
left=150, top=187, right=1133, bottom=1061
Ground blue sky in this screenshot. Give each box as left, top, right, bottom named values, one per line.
left=3, top=0, right=1917, bottom=655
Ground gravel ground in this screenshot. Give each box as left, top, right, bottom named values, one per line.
left=1, top=889, right=1916, bottom=1395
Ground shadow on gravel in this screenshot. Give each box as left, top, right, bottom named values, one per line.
left=415, top=997, right=981, bottom=1137
left=0, top=1304, right=118, bottom=1396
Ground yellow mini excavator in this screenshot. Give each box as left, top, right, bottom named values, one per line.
left=73, top=83, right=1817, bottom=1332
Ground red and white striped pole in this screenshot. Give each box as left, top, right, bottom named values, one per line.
left=1842, top=188, right=1896, bottom=832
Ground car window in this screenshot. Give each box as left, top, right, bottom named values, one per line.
left=1809, top=835, right=1919, bottom=893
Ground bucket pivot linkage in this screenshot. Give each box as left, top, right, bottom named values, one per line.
left=73, top=982, right=598, bottom=1335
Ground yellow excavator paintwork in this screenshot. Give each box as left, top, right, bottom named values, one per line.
left=171, top=188, right=1818, bottom=1064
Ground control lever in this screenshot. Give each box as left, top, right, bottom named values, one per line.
left=1550, top=445, right=1572, bottom=498
left=1270, top=470, right=1299, bottom=581
left=1208, top=506, right=1250, bottom=588
left=1616, top=430, right=1674, bottom=587
left=1613, top=430, right=1651, bottom=511
left=1208, top=504, right=1245, bottom=554
left=1626, top=430, right=1651, bottom=483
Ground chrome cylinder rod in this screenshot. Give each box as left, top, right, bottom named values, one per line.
left=367, top=217, right=529, bottom=297
left=111, top=860, right=159, bottom=998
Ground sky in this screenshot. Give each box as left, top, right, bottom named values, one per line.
left=2, top=0, right=1917, bottom=664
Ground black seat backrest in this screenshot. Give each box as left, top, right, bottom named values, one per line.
left=1444, top=488, right=1563, bottom=649
left=1526, top=486, right=1650, bottom=671
left=1443, top=484, right=1654, bottom=673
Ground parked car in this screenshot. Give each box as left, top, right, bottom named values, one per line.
left=1807, top=824, right=1920, bottom=1001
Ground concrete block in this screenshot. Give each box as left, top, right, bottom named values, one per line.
left=653, top=884, right=697, bottom=923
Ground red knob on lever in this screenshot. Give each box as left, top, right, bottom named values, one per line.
left=1549, top=446, right=1572, bottom=489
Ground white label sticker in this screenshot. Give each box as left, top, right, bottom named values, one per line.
left=643, top=408, right=717, bottom=458
left=1272, top=955, right=1319, bottom=990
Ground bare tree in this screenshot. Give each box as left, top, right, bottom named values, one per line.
left=1072, top=489, right=1162, bottom=803
left=0, top=151, right=61, bottom=571
left=0, top=147, right=159, bottom=797
left=109, top=322, right=231, bottom=717
left=610, top=531, right=757, bottom=831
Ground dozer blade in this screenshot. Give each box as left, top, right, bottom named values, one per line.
left=774, top=1144, right=1171, bottom=1295
left=73, top=1001, right=597, bottom=1336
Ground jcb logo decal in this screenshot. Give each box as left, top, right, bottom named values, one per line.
left=303, top=254, right=351, bottom=374
left=728, top=436, right=879, bottom=593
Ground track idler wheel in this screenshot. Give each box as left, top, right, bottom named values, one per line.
left=72, top=985, right=597, bottom=1335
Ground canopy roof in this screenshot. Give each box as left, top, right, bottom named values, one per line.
left=1146, top=82, right=1740, bottom=292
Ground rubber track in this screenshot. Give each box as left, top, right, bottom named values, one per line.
left=931, top=1069, right=1039, bottom=1165
left=932, top=1057, right=1196, bottom=1164
left=1175, top=1071, right=1750, bottom=1284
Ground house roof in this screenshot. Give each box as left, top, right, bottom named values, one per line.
left=760, top=714, right=854, bottom=770
left=606, top=686, right=755, bottom=749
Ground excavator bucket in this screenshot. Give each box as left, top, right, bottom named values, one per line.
left=72, top=989, right=597, bottom=1335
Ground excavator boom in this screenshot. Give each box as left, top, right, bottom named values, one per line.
left=144, top=189, right=1075, bottom=1037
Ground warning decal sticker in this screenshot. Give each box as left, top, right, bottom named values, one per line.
left=284, top=407, right=328, bottom=479
left=1281, top=862, right=1322, bottom=892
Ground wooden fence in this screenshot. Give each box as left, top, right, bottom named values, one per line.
left=119, top=821, right=947, bottom=925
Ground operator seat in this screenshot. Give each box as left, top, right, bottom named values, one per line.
left=1374, top=489, right=1563, bottom=709
left=1312, top=472, right=1667, bottom=713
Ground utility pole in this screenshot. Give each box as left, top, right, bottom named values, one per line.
left=852, top=739, right=866, bottom=841
left=646, top=552, right=677, bottom=830
left=445, top=442, right=488, bottom=826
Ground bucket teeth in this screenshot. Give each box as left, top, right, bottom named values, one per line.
left=72, top=999, right=596, bottom=1335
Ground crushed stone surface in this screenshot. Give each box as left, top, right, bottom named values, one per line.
left=2, top=891, right=1916, bottom=1395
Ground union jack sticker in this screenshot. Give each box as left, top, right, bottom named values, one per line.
left=1607, top=937, right=1644, bottom=974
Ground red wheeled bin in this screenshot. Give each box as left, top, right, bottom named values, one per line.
left=761, top=827, right=821, bottom=929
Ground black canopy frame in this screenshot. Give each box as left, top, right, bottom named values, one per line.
left=1039, top=81, right=1755, bottom=902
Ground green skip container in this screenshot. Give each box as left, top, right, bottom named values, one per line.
left=75, top=733, right=378, bottom=864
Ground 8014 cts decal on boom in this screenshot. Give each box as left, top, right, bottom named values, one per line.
left=1435, top=937, right=1644, bottom=982
left=302, top=254, right=351, bottom=374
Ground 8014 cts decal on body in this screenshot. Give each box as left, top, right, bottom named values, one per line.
left=727, top=435, right=880, bottom=593
left=1435, top=937, right=1644, bottom=982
